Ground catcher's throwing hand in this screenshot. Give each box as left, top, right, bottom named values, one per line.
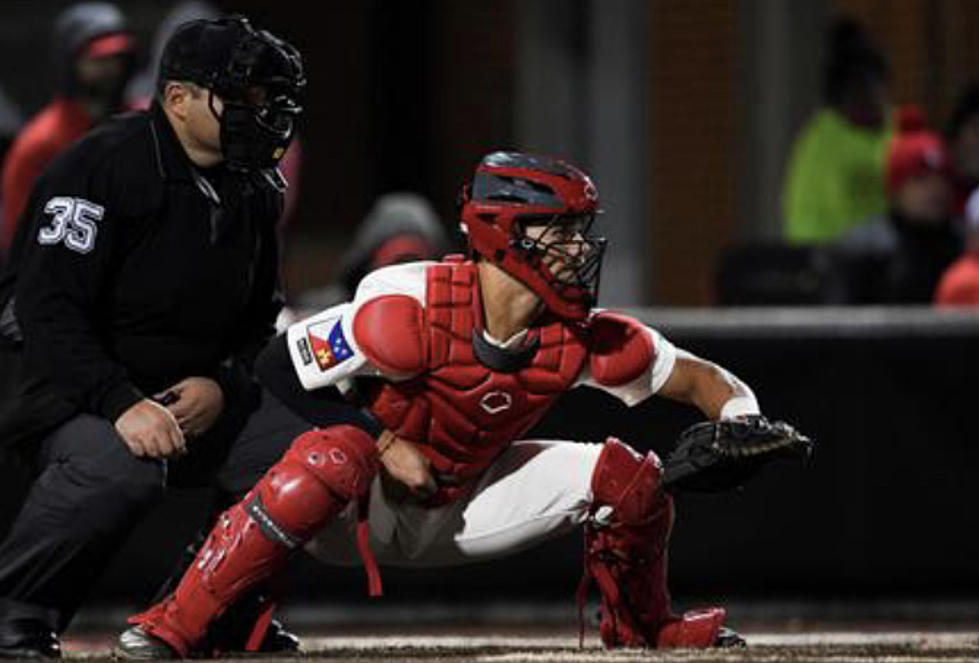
left=378, top=433, right=438, bottom=502
left=663, top=415, right=814, bottom=493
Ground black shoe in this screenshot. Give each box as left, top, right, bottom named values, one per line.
left=255, top=619, right=300, bottom=654
left=115, top=626, right=177, bottom=660
left=207, top=616, right=301, bottom=655
left=0, top=621, right=60, bottom=659
left=715, top=626, right=747, bottom=648
left=0, top=634, right=60, bottom=659
left=207, top=592, right=301, bottom=655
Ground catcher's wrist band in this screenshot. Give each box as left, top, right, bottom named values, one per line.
left=719, top=395, right=760, bottom=420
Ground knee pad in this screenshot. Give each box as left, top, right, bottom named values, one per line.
left=253, top=425, right=379, bottom=541
left=590, top=437, right=671, bottom=528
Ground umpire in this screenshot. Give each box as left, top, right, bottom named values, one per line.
left=0, top=16, right=368, bottom=658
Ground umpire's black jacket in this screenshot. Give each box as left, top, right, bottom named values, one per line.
left=0, top=101, right=283, bottom=448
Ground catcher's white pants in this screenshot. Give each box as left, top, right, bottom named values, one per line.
left=306, top=441, right=603, bottom=567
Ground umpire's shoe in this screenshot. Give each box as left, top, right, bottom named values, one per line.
left=0, top=622, right=61, bottom=659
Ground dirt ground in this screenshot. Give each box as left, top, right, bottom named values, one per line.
left=63, top=626, right=979, bottom=662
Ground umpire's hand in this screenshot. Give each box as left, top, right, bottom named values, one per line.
left=115, top=399, right=186, bottom=459
left=160, top=377, right=224, bottom=438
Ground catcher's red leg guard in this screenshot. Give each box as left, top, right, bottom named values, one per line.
left=128, top=426, right=379, bottom=658
left=580, top=437, right=727, bottom=649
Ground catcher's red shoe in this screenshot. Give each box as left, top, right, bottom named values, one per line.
left=656, top=608, right=745, bottom=648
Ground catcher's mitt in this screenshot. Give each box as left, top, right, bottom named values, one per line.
left=662, top=415, right=813, bottom=493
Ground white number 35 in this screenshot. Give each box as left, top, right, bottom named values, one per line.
left=37, top=196, right=103, bottom=254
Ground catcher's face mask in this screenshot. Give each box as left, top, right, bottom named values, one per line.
left=514, top=212, right=606, bottom=308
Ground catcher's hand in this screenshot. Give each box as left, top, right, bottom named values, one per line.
left=662, top=415, right=813, bottom=493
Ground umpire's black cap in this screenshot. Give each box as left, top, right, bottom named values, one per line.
left=156, top=16, right=304, bottom=106
left=156, top=17, right=242, bottom=93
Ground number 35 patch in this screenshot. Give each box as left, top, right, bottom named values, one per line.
left=37, top=196, right=103, bottom=254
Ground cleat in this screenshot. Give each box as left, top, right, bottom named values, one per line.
left=115, top=626, right=177, bottom=660
left=255, top=619, right=300, bottom=654
left=0, top=622, right=60, bottom=659
left=207, top=617, right=300, bottom=655
left=206, top=592, right=301, bottom=655
left=715, top=626, right=747, bottom=648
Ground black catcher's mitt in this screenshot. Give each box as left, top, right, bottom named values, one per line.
left=662, top=416, right=813, bottom=493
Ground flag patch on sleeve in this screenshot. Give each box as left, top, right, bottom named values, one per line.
left=306, top=316, right=354, bottom=371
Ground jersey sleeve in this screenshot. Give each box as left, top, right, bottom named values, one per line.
left=285, top=301, right=373, bottom=391
left=284, top=261, right=432, bottom=391
left=576, top=324, right=677, bottom=407
left=14, top=153, right=143, bottom=421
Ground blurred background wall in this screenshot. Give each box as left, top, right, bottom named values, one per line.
left=4, top=0, right=979, bottom=306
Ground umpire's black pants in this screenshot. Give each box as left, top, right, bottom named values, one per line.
left=0, top=387, right=309, bottom=636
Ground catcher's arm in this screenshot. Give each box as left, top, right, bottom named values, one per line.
left=657, top=349, right=759, bottom=421
left=656, top=349, right=814, bottom=493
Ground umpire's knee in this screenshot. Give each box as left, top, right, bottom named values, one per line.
left=43, top=415, right=166, bottom=519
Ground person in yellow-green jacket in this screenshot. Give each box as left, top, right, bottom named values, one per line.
left=783, top=17, right=892, bottom=244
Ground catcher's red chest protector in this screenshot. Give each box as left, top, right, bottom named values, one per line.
left=361, top=261, right=589, bottom=498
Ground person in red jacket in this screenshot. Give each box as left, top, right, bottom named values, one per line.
left=828, top=107, right=961, bottom=303
left=935, top=186, right=979, bottom=305
left=0, top=2, right=135, bottom=258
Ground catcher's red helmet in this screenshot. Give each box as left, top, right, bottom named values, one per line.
left=459, top=152, right=606, bottom=320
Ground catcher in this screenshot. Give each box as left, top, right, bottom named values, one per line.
left=118, top=152, right=809, bottom=657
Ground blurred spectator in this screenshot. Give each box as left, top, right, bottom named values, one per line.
left=0, top=2, right=135, bottom=258
left=944, top=84, right=979, bottom=215
left=338, top=193, right=450, bottom=294
left=0, top=91, right=24, bottom=270
left=828, top=107, right=961, bottom=303
left=286, top=192, right=450, bottom=321
left=935, top=186, right=979, bottom=306
left=783, top=17, right=891, bottom=244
